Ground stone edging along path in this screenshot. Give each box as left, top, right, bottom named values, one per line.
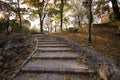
left=49, top=34, right=120, bottom=80
left=10, top=37, right=39, bottom=79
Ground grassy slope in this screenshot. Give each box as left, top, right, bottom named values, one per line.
left=54, top=27, right=120, bottom=64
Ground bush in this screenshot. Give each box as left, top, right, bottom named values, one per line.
left=22, top=26, right=30, bottom=34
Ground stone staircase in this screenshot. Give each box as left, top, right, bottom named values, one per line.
left=14, top=34, right=98, bottom=80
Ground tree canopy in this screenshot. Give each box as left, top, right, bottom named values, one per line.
left=0, top=0, right=120, bottom=34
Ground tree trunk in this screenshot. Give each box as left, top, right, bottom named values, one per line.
left=60, top=0, right=63, bottom=32
left=5, top=19, right=9, bottom=35
left=38, top=0, right=46, bottom=33
left=38, top=7, right=44, bottom=33
left=51, top=21, right=52, bottom=33
left=110, top=0, right=120, bottom=20
left=55, top=25, right=57, bottom=32
left=78, top=15, right=81, bottom=27
left=40, top=20, right=43, bottom=33
left=51, top=26, right=52, bottom=33
left=88, top=0, right=93, bottom=43
left=17, top=0, right=22, bottom=29
left=80, top=18, right=82, bottom=27
left=55, top=25, right=56, bottom=32
left=55, top=21, right=57, bottom=32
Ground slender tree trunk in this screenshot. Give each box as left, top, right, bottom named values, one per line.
left=17, top=0, right=22, bottom=29
left=60, top=0, right=63, bottom=32
left=88, top=0, right=93, bottom=43
left=5, top=19, right=10, bottom=35
left=51, top=21, right=52, bottom=33
left=50, top=26, right=52, bottom=33
left=38, top=8, right=44, bottom=33
left=38, top=0, right=46, bottom=33
left=101, top=6, right=103, bottom=23
left=5, top=0, right=10, bottom=35
left=40, top=20, right=43, bottom=33
left=78, top=15, right=81, bottom=27
left=38, top=11, right=43, bottom=33
left=55, top=26, right=57, bottom=32
left=110, top=0, right=120, bottom=20
left=81, top=18, right=82, bottom=27
left=55, top=21, right=57, bottom=32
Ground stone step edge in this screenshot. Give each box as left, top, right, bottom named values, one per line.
left=38, top=43, right=64, bottom=44
left=37, top=49, right=74, bottom=52
left=32, top=56, right=80, bottom=59
left=38, top=46, right=69, bottom=47
left=21, top=67, right=97, bottom=74
left=39, top=41, right=59, bottom=42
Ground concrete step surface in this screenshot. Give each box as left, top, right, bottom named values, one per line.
left=15, top=73, right=94, bottom=80
left=39, top=44, right=68, bottom=47
left=39, top=42, right=64, bottom=44
left=21, top=60, right=96, bottom=74
left=37, top=47, right=73, bottom=52
left=32, top=52, right=80, bottom=59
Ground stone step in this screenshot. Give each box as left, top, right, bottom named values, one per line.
left=32, top=52, right=79, bottom=59
left=38, top=37, right=54, bottom=39
left=39, top=42, right=64, bottom=44
left=37, top=37, right=53, bottom=40
left=15, top=73, right=93, bottom=80
left=21, top=60, right=96, bottom=74
left=19, top=77, right=83, bottom=80
left=37, top=47, right=73, bottom=52
left=38, top=44, right=68, bottom=47
left=39, top=40, right=58, bottom=42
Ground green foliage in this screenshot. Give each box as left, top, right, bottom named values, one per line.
left=9, top=19, right=30, bottom=34
left=0, top=19, right=30, bottom=34
left=10, top=19, right=20, bottom=33
left=0, top=19, right=6, bottom=33
left=22, top=26, right=30, bottom=34
left=12, top=24, right=30, bottom=34
left=12, top=24, right=21, bottom=33
left=23, top=20, right=31, bottom=28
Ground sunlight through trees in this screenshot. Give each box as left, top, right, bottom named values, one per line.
left=0, top=0, right=120, bottom=38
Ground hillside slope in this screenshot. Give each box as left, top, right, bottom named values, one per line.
left=54, top=27, right=120, bottom=64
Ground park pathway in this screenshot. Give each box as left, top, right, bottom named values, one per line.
left=13, top=34, right=97, bottom=80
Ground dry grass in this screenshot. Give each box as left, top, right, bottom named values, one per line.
left=0, top=35, right=36, bottom=80
left=54, top=27, right=120, bottom=64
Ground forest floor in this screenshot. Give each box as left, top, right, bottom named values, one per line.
left=0, top=34, right=36, bottom=80
left=53, top=27, right=120, bottom=64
